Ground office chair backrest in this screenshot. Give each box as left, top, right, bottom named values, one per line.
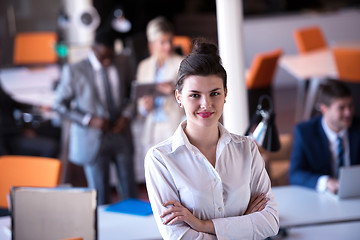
left=246, top=48, right=283, bottom=89
left=173, top=35, right=192, bottom=55
left=293, top=26, right=327, bottom=54
left=332, top=47, right=360, bottom=83
left=13, top=32, right=58, bottom=65
left=0, top=155, right=61, bottom=208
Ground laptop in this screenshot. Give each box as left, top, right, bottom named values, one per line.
left=10, top=187, right=97, bottom=240
left=337, top=165, right=360, bottom=199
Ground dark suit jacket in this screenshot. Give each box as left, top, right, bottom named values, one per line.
left=289, top=115, right=360, bottom=189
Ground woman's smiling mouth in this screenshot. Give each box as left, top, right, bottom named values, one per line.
left=197, top=112, right=214, bottom=118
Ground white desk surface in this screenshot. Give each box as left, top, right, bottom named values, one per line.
left=0, top=65, right=59, bottom=107
left=284, top=221, right=360, bottom=240
left=2, top=186, right=360, bottom=239
left=98, top=205, right=161, bottom=240
left=279, top=40, right=360, bottom=81
left=273, top=185, right=360, bottom=228
left=0, top=206, right=162, bottom=240
left=279, top=49, right=337, bottom=80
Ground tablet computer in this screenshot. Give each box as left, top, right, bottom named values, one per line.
left=131, top=81, right=172, bottom=99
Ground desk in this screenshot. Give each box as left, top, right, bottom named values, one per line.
left=0, top=206, right=162, bottom=240
left=0, top=65, right=60, bottom=107
left=273, top=185, right=360, bottom=228
left=2, top=187, right=360, bottom=239
left=284, top=221, right=360, bottom=240
left=279, top=41, right=360, bottom=122
left=98, top=206, right=161, bottom=240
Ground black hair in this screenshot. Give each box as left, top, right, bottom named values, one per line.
left=176, top=38, right=227, bottom=92
left=94, top=28, right=116, bottom=47
left=317, top=79, right=352, bottom=106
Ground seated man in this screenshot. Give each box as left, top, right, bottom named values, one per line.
left=289, top=79, right=360, bottom=194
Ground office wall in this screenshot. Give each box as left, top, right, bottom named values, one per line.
left=243, top=8, right=360, bottom=87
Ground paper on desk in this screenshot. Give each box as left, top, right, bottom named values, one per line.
left=105, top=198, right=153, bottom=216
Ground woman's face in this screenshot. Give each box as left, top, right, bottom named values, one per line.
left=150, top=32, right=173, bottom=60
left=176, top=74, right=227, bottom=128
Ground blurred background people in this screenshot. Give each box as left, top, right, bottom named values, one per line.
left=54, top=29, right=137, bottom=205
left=133, top=16, right=184, bottom=176
left=0, top=80, right=59, bottom=158
left=289, top=80, right=360, bottom=194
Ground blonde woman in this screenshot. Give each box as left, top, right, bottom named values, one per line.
left=135, top=16, right=184, bottom=157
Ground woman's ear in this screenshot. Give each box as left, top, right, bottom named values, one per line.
left=175, top=89, right=182, bottom=105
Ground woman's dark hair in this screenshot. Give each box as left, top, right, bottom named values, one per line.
left=176, top=38, right=227, bottom=92
left=317, top=79, right=352, bottom=107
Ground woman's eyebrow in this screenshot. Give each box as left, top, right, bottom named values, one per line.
left=188, top=88, right=221, bottom=93
left=210, top=88, right=221, bottom=92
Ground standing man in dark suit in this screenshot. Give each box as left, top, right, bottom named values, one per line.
left=54, top=30, right=138, bottom=204
left=290, top=80, right=360, bottom=194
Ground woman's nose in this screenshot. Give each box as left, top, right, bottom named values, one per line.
left=200, top=96, right=211, bottom=108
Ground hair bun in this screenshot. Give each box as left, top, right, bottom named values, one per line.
left=192, top=38, right=219, bottom=56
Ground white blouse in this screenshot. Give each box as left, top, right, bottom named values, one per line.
left=145, top=121, right=279, bottom=240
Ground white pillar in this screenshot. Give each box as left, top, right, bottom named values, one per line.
left=216, top=0, right=249, bottom=135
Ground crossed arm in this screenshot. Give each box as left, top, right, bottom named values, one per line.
left=160, top=193, right=269, bottom=235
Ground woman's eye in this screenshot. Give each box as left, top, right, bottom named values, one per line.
left=190, top=94, right=200, bottom=98
left=211, top=92, right=220, bottom=96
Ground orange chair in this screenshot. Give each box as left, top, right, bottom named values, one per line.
left=13, top=32, right=58, bottom=65
left=246, top=48, right=283, bottom=90
left=0, top=155, right=62, bottom=208
left=173, top=35, right=192, bottom=55
left=293, top=26, right=327, bottom=54
left=332, top=47, right=360, bottom=83
left=246, top=48, right=283, bottom=118
left=333, top=47, right=360, bottom=119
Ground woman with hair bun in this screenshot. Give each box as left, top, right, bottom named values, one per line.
left=145, top=38, right=279, bottom=239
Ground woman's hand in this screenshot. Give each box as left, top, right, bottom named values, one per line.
left=156, top=82, right=174, bottom=95
left=140, top=95, right=154, bottom=112
left=244, top=193, right=269, bottom=215
left=161, top=200, right=215, bottom=235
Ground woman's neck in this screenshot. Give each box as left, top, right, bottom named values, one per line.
left=184, top=122, right=220, bottom=149
left=156, top=56, right=166, bottom=67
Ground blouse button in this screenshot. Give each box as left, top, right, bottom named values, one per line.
left=218, top=207, right=223, bottom=212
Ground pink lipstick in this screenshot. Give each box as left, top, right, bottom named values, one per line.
left=198, top=112, right=213, bottom=118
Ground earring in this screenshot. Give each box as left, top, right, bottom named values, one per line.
left=224, top=99, right=226, bottom=103
left=179, top=103, right=183, bottom=108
